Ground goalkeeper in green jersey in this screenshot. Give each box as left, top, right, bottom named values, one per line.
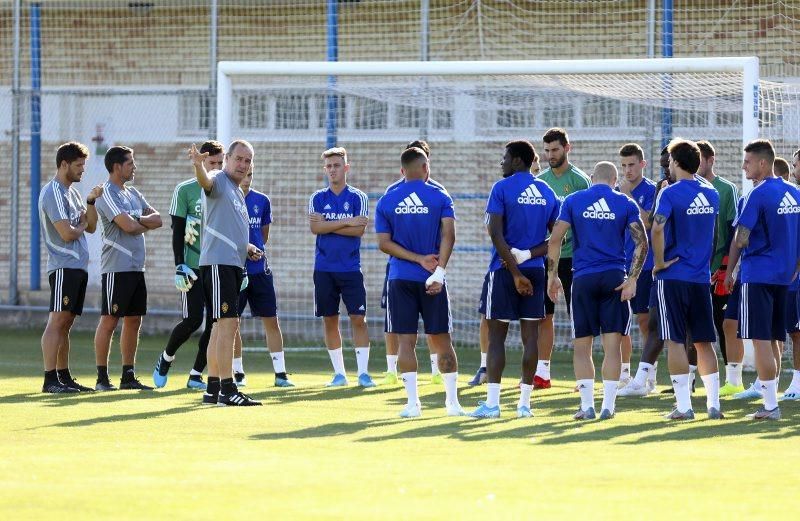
left=153, top=140, right=225, bottom=390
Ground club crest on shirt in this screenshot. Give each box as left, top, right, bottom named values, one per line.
left=112, top=303, right=118, bottom=314
left=222, top=302, right=229, bottom=313
left=639, top=196, right=644, bottom=205
left=62, top=296, right=69, bottom=307
left=253, top=204, right=259, bottom=214
left=344, top=201, right=350, bottom=211
left=564, top=185, right=571, bottom=194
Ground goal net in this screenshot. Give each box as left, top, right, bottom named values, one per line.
left=214, top=58, right=800, bottom=351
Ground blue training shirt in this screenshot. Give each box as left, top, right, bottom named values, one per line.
left=375, top=179, right=455, bottom=282
left=652, top=177, right=719, bottom=284
left=244, top=189, right=272, bottom=275
left=735, top=176, right=800, bottom=285
left=385, top=176, right=448, bottom=194
left=558, top=184, right=641, bottom=278
left=485, top=171, right=560, bottom=271
left=308, top=184, right=369, bottom=272
left=623, top=177, right=656, bottom=271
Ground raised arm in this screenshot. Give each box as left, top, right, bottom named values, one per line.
left=188, top=144, right=213, bottom=192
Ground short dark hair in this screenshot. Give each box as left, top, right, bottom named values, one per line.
left=400, top=147, right=427, bottom=168
left=774, top=157, right=790, bottom=180
left=667, top=138, right=701, bottom=174
left=542, top=127, right=569, bottom=146
left=618, top=143, right=644, bottom=162
left=406, top=140, right=430, bottom=158
left=200, top=140, right=224, bottom=156
left=56, top=141, right=89, bottom=168
left=743, top=139, right=775, bottom=164
left=696, top=140, right=715, bottom=159
left=227, top=139, right=254, bottom=157
left=505, top=140, right=536, bottom=169
left=660, top=145, right=669, bottom=156
left=794, top=148, right=800, bottom=160
left=104, top=145, right=133, bottom=173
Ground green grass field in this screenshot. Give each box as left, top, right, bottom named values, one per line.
left=2, top=327, right=799, bottom=519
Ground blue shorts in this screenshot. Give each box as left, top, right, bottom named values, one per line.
left=738, top=282, right=787, bottom=341
left=479, top=267, right=545, bottom=321
left=571, top=270, right=631, bottom=338
left=630, top=269, right=653, bottom=315
left=656, top=279, right=716, bottom=344
left=787, top=289, right=800, bottom=334
left=313, top=270, right=367, bottom=317
left=238, top=271, right=277, bottom=318
left=723, top=281, right=741, bottom=320
left=648, top=277, right=659, bottom=309
left=386, top=279, right=452, bottom=335
left=380, top=262, right=390, bottom=310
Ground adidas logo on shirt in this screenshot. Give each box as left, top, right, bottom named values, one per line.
left=778, top=191, right=800, bottom=214
left=686, top=193, right=714, bottom=215
left=582, top=198, right=616, bottom=220
left=395, top=192, right=429, bottom=214
left=517, top=184, right=548, bottom=205
left=324, top=204, right=332, bottom=210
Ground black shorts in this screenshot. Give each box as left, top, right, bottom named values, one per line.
left=49, top=268, right=88, bottom=315
left=180, top=272, right=206, bottom=321
left=201, top=264, right=244, bottom=320
left=102, top=271, right=147, bottom=317
left=544, top=257, right=573, bottom=315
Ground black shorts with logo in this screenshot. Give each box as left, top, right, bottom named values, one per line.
left=102, top=271, right=148, bottom=317
left=202, top=264, right=244, bottom=320
left=49, top=268, right=88, bottom=315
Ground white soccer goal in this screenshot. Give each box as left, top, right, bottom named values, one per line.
left=215, top=58, right=762, bottom=352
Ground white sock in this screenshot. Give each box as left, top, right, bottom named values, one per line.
left=601, top=380, right=618, bottom=414
left=189, top=369, right=202, bottom=376
left=442, top=372, right=459, bottom=407
left=577, top=379, right=594, bottom=410
left=430, top=353, right=440, bottom=375
left=355, top=347, right=370, bottom=375
left=632, top=362, right=654, bottom=387
left=233, top=357, right=244, bottom=373
left=726, top=363, right=743, bottom=386
left=271, top=351, right=286, bottom=373
left=689, top=364, right=697, bottom=387
left=401, top=372, right=418, bottom=407
left=700, top=372, right=720, bottom=410
left=486, top=382, right=501, bottom=408
left=162, top=351, right=175, bottom=362
left=480, top=351, right=488, bottom=368
left=790, top=369, right=800, bottom=389
left=518, top=383, right=533, bottom=410
left=671, top=373, right=692, bottom=412
left=620, top=363, right=631, bottom=380
left=535, top=360, right=551, bottom=380
left=328, top=348, right=346, bottom=376
left=762, top=378, right=779, bottom=410
left=386, top=354, right=398, bottom=374
left=649, top=361, right=659, bottom=383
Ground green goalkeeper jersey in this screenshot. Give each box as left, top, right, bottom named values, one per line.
left=711, top=174, right=739, bottom=272
left=537, top=163, right=591, bottom=258
left=169, top=178, right=203, bottom=269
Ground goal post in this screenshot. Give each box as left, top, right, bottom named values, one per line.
left=214, top=57, right=761, bottom=351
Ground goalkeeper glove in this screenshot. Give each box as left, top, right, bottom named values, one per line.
left=175, top=264, right=197, bottom=292
left=184, top=215, right=200, bottom=246
left=425, top=266, right=446, bottom=288
left=240, top=270, right=249, bottom=292
left=510, top=247, right=532, bottom=265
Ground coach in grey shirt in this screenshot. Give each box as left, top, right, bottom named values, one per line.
left=38, top=141, right=103, bottom=393
left=93, top=145, right=162, bottom=391
left=190, top=139, right=262, bottom=406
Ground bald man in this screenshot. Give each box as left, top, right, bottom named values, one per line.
left=548, top=161, right=648, bottom=420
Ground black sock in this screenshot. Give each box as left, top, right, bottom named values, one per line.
left=57, top=368, right=72, bottom=383
left=97, top=365, right=109, bottom=381
left=206, top=377, right=220, bottom=395
left=275, top=372, right=287, bottom=380
left=44, top=369, right=59, bottom=384
left=221, top=377, right=236, bottom=395
left=121, top=365, right=135, bottom=381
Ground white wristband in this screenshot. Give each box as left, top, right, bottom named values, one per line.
left=425, top=266, right=446, bottom=287
left=510, top=247, right=532, bottom=264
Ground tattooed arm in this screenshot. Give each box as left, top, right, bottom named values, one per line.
left=650, top=213, right=679, bottom=274
left=546, top=221, right=569, bottom=302
left=615, top=218, right=648, bottom=301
